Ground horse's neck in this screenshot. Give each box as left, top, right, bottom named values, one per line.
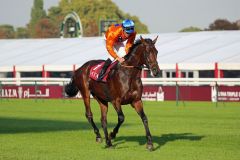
left=124, top=45, right=143, bottom=67
left=115, top=46, right=143, bottom=77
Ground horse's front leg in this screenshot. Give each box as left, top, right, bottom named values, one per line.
left=132, top=100, right=154, bottom=151
left=110, top=100, right=125, bottom=139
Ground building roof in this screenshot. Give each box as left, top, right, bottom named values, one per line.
left=0, top=31, right=240, bottom=72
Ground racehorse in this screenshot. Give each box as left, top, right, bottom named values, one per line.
left=65, top=36, right=160, bottom=151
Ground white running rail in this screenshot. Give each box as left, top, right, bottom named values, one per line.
left=0, top=78, right=240, bottom=86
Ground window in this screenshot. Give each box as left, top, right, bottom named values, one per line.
left=181, top=71, right=194, bottom=78
left=0, top=72, right=13, bottom=78
left=166, top=72, right=170, bottom=78
left=188, top=72, right=193, bottom=78
left=181, top=72, right=186, bottom=78
left=20, top=72, right=42, bottom=77
left=49, top=71, right=72, bottom=78
left=223, top=70, right=240, bottom=78
left=199, top=70, right=214, bottom=78
left=172, top=72, right=176, bottom=78
left=166, top=71, right=176, bottom=78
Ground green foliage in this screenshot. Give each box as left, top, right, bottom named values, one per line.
left=208, top=19, right=239, bottom=31
left=55, top=0, right=149, bottom=36
left=15, top=27, right=29, bottom=38
left=48, top=6, right=64, bottom=21
left=0, top=0, right=149, bottom=39
left=34, top=18, right=59, bottom=38
left=180, top=26, right=202, bottom=32
left=29, top=0, right=47, bottom=37
left=0, top=25, right=15, bottom=39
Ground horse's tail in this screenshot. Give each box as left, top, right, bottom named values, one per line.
left=65, top=77, right=79, bottom=97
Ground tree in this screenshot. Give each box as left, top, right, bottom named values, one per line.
left=35, top=18, right=59, bottom=38
left=180, top=26, right=202, bottom=32
left=51, top=0, right=149, bottom=37
left=28, top=0, right=47, bottom=37
left=15, top=27, right=29, bottom=38
left=0, top=25, right=15, bottom=39
left=236, top=20, right=240, bottom=29
left=208, top=19, right=239, bottom=30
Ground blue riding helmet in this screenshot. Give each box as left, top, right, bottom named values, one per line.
left=122, top=19, right=135, bottom=34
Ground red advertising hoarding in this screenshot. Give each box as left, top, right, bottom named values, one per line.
left=216, top=86, right=240, bottom=101
left=0, top=86, right=63, bottom=99
left=1, top=85, right=240, bottom=102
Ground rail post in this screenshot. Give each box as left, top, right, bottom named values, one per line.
left=176, top=81, right=179, bottom=106
left=62, top=81, right=65, bottom=103
left=0, top=81, right=2, bottom=102
left=215, top=81, right=218, bottom=107
left=34, top=81, right=38, bottom=102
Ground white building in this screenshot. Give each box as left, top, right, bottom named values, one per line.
left=0, top=31, right=240, bottom=79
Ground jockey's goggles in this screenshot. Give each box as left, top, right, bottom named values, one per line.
left=124, top=27, right=134, bottom=34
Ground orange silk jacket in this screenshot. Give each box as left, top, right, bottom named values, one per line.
left=105, top=24, right=136, bottom=59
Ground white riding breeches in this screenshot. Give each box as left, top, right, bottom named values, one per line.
left=104, top=39, right=127, bottom=61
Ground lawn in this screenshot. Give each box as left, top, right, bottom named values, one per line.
left=0, top=99, right=239, bottom=160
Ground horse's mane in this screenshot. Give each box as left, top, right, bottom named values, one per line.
left=125, top=38, right=153, bottom=60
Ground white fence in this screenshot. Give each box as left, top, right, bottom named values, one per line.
left=0, top=77, right=240, bottom=86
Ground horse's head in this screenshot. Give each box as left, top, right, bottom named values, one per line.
left=140, top=36, right=160, bottom=77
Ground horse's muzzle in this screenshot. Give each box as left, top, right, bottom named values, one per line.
left=151, top=66, right=160, bottom=77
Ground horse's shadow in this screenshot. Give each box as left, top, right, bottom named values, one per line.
left=0, top=117, right=117, bottom=134
left=113, top=133, right=204, bottom=150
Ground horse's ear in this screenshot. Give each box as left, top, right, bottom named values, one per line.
left=153, top=36, right=158, bottom=44
left=140, top=36, right=147, bottom=45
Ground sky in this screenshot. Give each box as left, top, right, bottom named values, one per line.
left=0, top=0, right=239, bottom=33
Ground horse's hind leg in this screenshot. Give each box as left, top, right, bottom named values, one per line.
left=74, top=65, right=101, bottom=142
left=131, top=100, right=154, bottom=151
left=82, top=94, right=102, bottom=143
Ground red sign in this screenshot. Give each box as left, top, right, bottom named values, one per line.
left=217, top=86, right=240, bottom=101
left=1, top=85, right=240, bottom=102
left=143, top=86, right=211, bottom=101
left=0, top=86, right=63, bottom=99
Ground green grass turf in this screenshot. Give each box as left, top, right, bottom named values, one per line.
left=0, top=99, right=239, bottom=160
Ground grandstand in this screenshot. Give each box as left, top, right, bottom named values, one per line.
left=0, top=31, right=240, bottom=79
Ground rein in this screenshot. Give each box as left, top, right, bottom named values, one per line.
left=120, top=64, right=144, bottom=70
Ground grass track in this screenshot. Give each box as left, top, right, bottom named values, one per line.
left=0, top=99, right=240, bottom=160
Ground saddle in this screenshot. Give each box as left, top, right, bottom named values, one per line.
left=89, top=61, right=118, bottom=82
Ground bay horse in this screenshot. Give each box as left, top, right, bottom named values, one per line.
left=65, top=36, right=160, bottom=151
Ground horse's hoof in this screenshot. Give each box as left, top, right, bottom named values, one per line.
left=146, top=144, right=154, bottom=151
left=96, top=137, right=102, bottom=143
left=109, top=132, right=116, bottom=139
left=106, top=145, right=114, bottom=149
left=105, top=141, right=113, bottom=148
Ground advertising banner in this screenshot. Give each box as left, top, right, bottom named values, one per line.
left=1, top=85, right=239, bottom=102
left=211, top=86, right=240, bottom=102
left=0, top=86, right=63, bottom=99
left=142, top=85, right=211, bottom=101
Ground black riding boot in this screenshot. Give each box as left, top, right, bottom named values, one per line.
left=97, top=58, right=112, bottom=81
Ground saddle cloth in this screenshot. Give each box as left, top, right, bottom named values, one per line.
left=89, top=61, right=117, bottom=82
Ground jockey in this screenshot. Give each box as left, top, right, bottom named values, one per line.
left=97, top=19, right=137, bottom=81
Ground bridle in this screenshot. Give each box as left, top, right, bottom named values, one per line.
left=120, top=44, right=157, bottom=70
left=143, top=44, right=159, bottom=70
left=120, top=63, right=144, bottom=70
